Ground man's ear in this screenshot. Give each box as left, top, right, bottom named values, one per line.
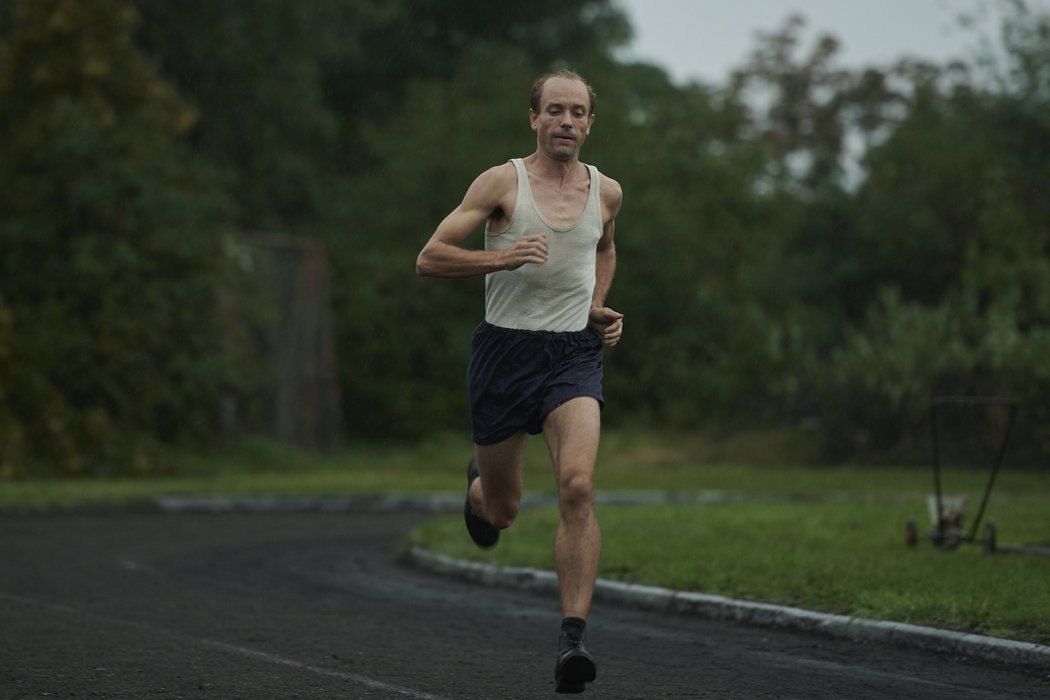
left=529, top=109, right=539, bottom=131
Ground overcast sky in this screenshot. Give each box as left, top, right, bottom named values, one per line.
left=614, top=0, right=1037, bottom=84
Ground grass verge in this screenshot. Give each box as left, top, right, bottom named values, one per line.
left=407, top=496, right=1050, bottom=644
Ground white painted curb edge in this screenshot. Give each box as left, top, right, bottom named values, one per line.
left=405, top=546, right=1050, bottom=669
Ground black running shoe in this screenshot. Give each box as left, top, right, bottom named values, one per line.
left=464, top=458, right=499, bottom=548
left=555, top=619, right=596, bottom=693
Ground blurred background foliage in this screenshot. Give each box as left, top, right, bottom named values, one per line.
left=1, top=0, right=1048, bottom=476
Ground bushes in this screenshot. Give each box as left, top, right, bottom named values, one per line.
left=821, top=285, right=1050, bottom=464
left=3, top=0, right=1050, bottom=471
left=0, top=0, right=240, bottom=475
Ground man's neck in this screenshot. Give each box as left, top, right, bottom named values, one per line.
left=526, top=151, right=585, bottom=187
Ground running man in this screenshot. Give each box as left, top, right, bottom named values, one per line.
left=416, top=70, right=623, bottom=693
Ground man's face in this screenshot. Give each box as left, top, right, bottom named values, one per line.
left=530, top=77, right=595, bottom=162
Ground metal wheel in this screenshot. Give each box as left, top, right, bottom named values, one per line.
left=983, top=520, right=997, bottom=555
left=905, top=518, right=918, bottom=547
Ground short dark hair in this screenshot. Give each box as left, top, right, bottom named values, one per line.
left=530, top=70, right=596, bottom=115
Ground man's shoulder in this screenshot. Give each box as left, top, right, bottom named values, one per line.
left=470, top=161, right=517, bottom=194
left=460, top=161, right=518, bottom=213
left=485, top=159, right=518, bottom=179
left=596, top=169, right=623, bottom=210
left=586, top=163, right=621, bottom=192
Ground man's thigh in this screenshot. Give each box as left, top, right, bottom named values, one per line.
left=542, top=397, right=601, bottom=482
left=474, top=431, right=528, bottom=502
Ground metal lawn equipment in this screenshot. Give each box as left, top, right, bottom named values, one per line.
left=905, top=395, right=1019, bottom=554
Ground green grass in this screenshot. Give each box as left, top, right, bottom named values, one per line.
left=408, top=497, right=1050, bottom=644
left=0, top=434, right=469, bottom=509
left=414, top=428, right=1050, bottom=645
left=4, top=428, right=1050, bottom=644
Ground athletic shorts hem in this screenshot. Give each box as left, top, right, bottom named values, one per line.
left=467, top=322, right=604, bottom=445
left=472, top=392, right=605, bottom=446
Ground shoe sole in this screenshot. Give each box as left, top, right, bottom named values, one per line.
left=555, top=652, right=596, bottom=693
left=555, top=680, right=586, bottom=693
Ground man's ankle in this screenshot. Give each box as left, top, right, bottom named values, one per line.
left=561, top=616, right=586, bottom=633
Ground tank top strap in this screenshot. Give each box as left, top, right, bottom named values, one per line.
left=585, top=163, right=600, bottom=224
left=510, top=158, right=533, bottom=216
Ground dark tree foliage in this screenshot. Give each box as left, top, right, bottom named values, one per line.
left=3, top=0, right=1049, bottom=471
left=318, top=0, right=631, bottom=122
left=0, top=0, right=240, bottom=474
left=825, top=56, right=1050, bottom=462
left=130, top=0, right=344, bottom=231
left=129, top=0, right=631, bottom=231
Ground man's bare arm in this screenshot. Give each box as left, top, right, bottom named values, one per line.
left=589, top=176, right=623, bottom=346
left=416, top=165, right=548, bottom=278
left=591, top=221, right=617, bottom=307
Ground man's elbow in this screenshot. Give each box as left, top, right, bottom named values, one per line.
left=415, top=253, right=431, bottom=277
left=415, top=244, right=438, bottom=277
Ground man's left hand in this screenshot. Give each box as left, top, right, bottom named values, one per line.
left=589, top=306, right=624, bottom=347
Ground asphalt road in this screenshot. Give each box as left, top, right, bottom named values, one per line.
left=1, top=509, right=1047, bottom=699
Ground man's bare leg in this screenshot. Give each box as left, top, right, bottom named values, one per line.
left=544, top=397, right=602, bottom=691
left=543, top=397, right=602, bottom=619
left=470, top=431, right=527, bottom=530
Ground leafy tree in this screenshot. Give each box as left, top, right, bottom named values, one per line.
left=130, top=0, right=347, bottom=232
left=818, top=3, right=1050, bottom=462
left=0, top=0, right=239, bottom=474
left=318, top=0, right=631, bottom=133
left=129, top=0, right=631, bottom=235
left=5, top=0, right=1047, bottom=466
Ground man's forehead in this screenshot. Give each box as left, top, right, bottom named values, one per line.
left=539, top=78, right=590, bottom=107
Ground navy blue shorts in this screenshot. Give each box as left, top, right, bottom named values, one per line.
left=467, top=322, right=605, bottom=445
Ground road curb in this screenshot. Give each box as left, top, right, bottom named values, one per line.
left=405, top=546, right=1050, bottom=670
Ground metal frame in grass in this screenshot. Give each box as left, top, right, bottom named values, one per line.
left=906, top=395, right=1019, bottom=554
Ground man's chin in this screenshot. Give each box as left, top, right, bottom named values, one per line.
left=547, top=147, right=576, bottom=162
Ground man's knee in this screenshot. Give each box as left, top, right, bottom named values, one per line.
left=484, top=498, right=520, bottom=529
left=558, top=470, right=595, bottom=511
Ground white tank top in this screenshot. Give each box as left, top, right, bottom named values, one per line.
left=483, top=158, right=602, bottom=331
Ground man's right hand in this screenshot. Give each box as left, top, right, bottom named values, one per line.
left=502, top=233, right=548, bottom=270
